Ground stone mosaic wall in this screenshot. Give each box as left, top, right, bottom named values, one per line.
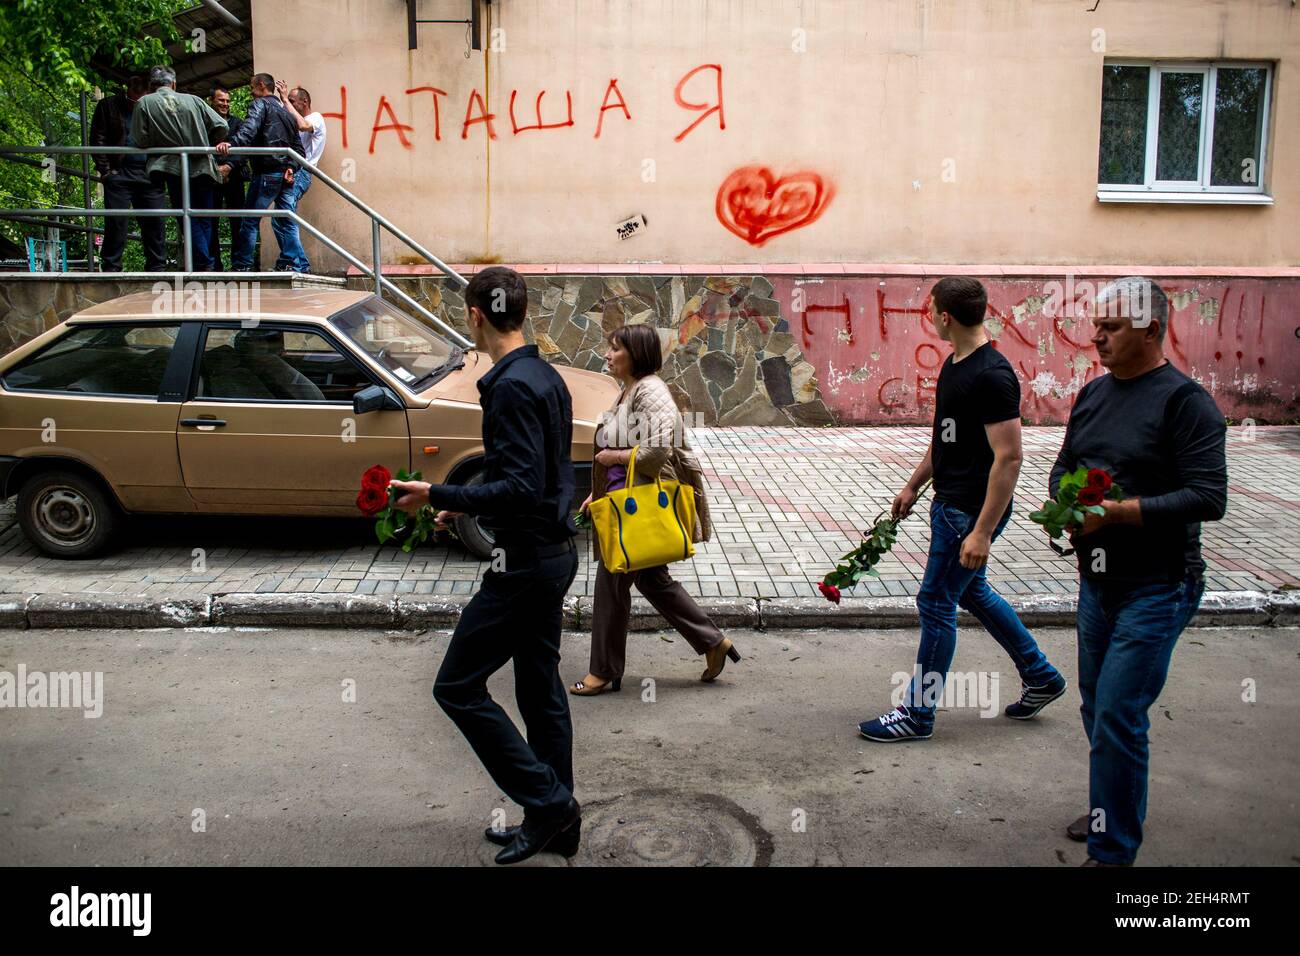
left=0, top=278, right=134, bottom=354
left=359, top=274, right=833, bottom=427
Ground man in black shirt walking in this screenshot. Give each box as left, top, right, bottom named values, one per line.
left=1048, top=277, right=1226, bottom=866
left=389, top=267, right=581, bottom=865
left=860, top=277, right=1065, bottom=742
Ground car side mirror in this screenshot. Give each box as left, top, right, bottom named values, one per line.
left=353, top=384, right=404, bottom=414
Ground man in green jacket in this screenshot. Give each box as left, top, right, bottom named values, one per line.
left=129, top=66, right=227, bottom=271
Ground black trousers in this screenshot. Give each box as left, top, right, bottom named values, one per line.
left=207, top=176, right=248, bottom=271
left=100, top=167, right=166, bottom=271
left=434, top=542, right=579, bottom=820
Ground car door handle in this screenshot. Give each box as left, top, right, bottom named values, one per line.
left=180, top=418, right=227, bottom=427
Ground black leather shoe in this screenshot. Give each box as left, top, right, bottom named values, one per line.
left=1066, top=813, right=1090, bottom=842
left=485, top=824, right=521, bottom=847
left=485, top=821, right=581, bottom=855
left=494, top=799, right=581, bottom=865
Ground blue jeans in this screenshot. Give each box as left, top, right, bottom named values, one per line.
left=273, top=168, right=311, bottom=272
left=1077, top=571, right=1203, bottom=864
left=155, top=172, right=215, bottom=271
left=233, top=171, right=288, bottom=270
left=906, top=499, right=1060, bottom=721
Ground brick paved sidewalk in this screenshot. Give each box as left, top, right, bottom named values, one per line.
left=0, top=426, right=1296, bottom=602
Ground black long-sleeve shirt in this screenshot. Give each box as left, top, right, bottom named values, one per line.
left=1049, top=361, right=1227, bottom=584
left=426, top=345, right=575, bottom=547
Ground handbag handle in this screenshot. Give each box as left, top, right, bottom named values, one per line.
left=624, top=445, right=665, bottom=493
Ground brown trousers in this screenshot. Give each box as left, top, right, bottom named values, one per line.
left=590, top=562, right=725, bottom=680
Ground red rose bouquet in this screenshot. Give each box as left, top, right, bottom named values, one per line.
left=1029, top=466, right=1124, bottom=540
left=357, top=464, right=442, bottom=552
left=819, top=479, right=932, bottom=603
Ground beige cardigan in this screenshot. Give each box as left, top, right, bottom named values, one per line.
left=589, top=374, right=712, bottom=563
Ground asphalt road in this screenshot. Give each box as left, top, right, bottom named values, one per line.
left=1, top=624, right=1296, bottom=867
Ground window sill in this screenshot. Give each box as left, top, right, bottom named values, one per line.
left=1096, top=190, right=1273, bottom=206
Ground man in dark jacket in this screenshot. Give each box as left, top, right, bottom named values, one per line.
left=389, top=267, right=582, bottom=866
left=1048, top=277, right=1227, bottom=866
left=215, top=73, right=303, bottom=271
left=90, top=75, right=166, bottom=271
left=206, top=86, right=250, bottom=271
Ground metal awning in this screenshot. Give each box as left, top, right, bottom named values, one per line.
left=91, top=1, right=253, bottom=95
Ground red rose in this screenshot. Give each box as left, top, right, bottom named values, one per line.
left=361, top=464, right=392, bottom=493
left=1077, top=486, right=1105, bottom=507
left=357, top=485, right=388, bottom=518
left=1086, top=468, right=1113, bottom=492
left=818, top=582, right=842, bottom=604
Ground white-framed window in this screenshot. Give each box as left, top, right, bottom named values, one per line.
left=1097, top=60, right=1273, bottom=204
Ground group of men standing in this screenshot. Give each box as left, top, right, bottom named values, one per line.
left=90, top=66, right=326, bottom=273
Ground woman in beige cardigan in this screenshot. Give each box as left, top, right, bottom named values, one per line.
left=572, top=324, right=741, bottom=696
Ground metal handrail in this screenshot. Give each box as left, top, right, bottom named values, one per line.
left=0, top=144, right=472, bottom=348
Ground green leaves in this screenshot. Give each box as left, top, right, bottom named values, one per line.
left=1029, top=467, right=1122, bottom=540
left=0, top=0, right=186, bottom=93
left=370, top=467, right=438, bottom=552
left=823, top=516, right=902, bottom=589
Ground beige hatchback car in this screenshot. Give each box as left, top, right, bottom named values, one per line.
left=0, top=288, right=618, bottom=559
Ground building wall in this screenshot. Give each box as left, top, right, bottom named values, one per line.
left=349, top=268, right=1300, bottom=425
left=252, top=0, right=1298, bottom=269
left=2, top=272, right=1293, bottom=426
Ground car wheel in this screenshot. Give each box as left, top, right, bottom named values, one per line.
left=16, top=470, right=121, bottom=559
left=452, top=471, right=495, bottom=560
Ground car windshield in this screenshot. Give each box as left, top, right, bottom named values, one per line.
left=330, top=297, right=459, bottom=389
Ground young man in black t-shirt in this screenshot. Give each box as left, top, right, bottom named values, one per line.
left=859, top=277, right=1065, bottom=742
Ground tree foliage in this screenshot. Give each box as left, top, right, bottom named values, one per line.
left=0, top=0, right=187, bottom=92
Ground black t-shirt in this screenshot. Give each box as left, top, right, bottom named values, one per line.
left=1049, top=362, right=1227, bottom=584
left=931, top=342, right=1022, bottom=516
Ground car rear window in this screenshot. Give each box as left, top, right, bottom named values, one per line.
left=2, top=324, right=180, bottom=397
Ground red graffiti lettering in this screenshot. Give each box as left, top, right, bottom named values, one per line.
left=461, top=89, right=498, bottom=140
left=673, top=64, right=725, bottom=142
left=879, top=376, right=906, bottom=411
left=716, top=167, right=833, bottom=248
left=509, top=89, right=574, bottom=134
left=405, top=86, right=448, bottom=141
left=593, top=78, right=632, bottom=139
left=369, top=95, right=412, bottom=154
left=800, top=297, right=852, bottom=349
left=321, top=85, right=348, bottom=150
left=915, top=343, right=943, bottom=368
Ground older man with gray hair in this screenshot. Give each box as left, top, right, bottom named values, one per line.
left=1047, top=276, right=1227, bottom=866
left=129, top=65, right=228, bottom=270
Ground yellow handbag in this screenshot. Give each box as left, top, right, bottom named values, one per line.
left=589, top=445, right=697, bottom=574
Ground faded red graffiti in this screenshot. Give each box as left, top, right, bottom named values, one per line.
left=800, top=296, right=852, bottom=349
left=716, top=167, right=834, bottom=247
left=775, top=277, right=1300, bottom=425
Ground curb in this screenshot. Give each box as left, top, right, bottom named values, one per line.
left=0, top=589, right=1296, bottom=631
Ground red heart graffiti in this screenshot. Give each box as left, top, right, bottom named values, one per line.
left=715, top=166, right=834, bottom=247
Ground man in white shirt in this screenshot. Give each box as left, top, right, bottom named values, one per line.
left=272, top=80, right=326, bottom=272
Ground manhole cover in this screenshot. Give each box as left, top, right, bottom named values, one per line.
left=577, top=789, right=773, bottom=867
